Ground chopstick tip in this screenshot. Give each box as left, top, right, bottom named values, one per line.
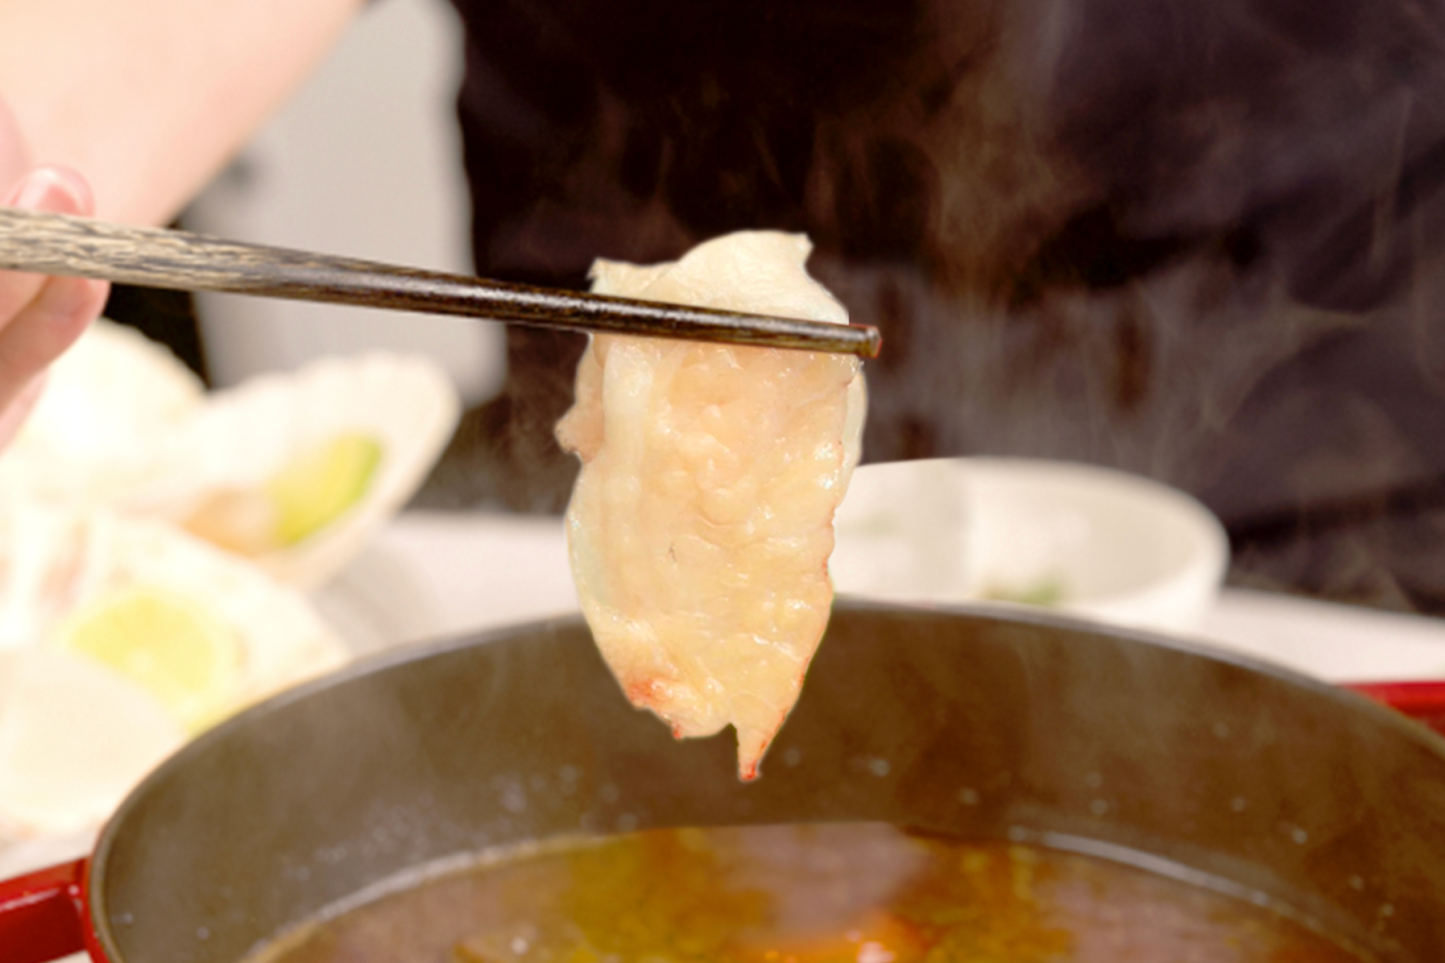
left=859, top=326, right=883, bottom=360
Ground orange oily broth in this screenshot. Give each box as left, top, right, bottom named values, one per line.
left=243, top=823, right=1367, bottom=963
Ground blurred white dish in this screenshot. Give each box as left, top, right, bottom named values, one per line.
left=0, top=499, right=346, bottom=839
left=1, top=320, right=204, bottom=504
left=831, top=458, right=1229, bottom=633
left=0, top=320, right=461, bottom=589
left=137, top=351, right=461, bottom=588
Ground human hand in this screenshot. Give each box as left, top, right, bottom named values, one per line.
left=0, top=164, right=110, bottom=450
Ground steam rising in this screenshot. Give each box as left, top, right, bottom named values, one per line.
left=430, top=0, right=1445, bottom=609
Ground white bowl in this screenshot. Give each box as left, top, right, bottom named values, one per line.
left=831, top=458, right=1229, bottom=633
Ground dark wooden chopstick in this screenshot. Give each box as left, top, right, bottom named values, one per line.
left=0, top=207, right=881, bottom=358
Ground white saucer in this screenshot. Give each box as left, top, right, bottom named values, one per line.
left=831, top=458, right=1230, bottom=634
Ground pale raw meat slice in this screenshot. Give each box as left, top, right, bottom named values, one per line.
left=556, top=231, right=865, bottom=779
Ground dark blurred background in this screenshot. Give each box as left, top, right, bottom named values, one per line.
left=110, top=0, right=1445, bottom=617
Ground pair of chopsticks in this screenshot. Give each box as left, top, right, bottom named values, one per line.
left=0, top=207, right=880, bottom=359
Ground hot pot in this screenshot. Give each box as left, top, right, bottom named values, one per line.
left=3, top=601, right=1445, bottom=963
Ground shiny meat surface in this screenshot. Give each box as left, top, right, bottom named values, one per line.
left=555, top=232, right=865, bottom=778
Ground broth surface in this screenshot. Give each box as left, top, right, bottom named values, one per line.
left=248, top=823, right=1367, bottom=963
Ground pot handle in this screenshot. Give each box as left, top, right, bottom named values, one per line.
left=0, top=859, right=91, bottom=963
left=1345, top=681, right=1445, bottom=738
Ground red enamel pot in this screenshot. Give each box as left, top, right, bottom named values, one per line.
left=3, top=601, right=1445, bottom=963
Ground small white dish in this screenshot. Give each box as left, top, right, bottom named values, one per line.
left=136, top=351, right=461, bottom=588
left=0, top=499, right=346, bottom=839
left=0, top=319, right=461, bottom=590
left=831, top=458, right=1229, bottom=634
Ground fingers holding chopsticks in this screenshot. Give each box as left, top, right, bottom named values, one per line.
left=0, top=165, right=109, bottom=449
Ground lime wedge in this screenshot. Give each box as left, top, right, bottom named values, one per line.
left=56, top=586, right=242, bottom=732
left=266, top=433, right=383, bottom=546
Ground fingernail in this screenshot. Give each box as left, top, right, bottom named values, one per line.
left=5, top=167, right=81, bottom=211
